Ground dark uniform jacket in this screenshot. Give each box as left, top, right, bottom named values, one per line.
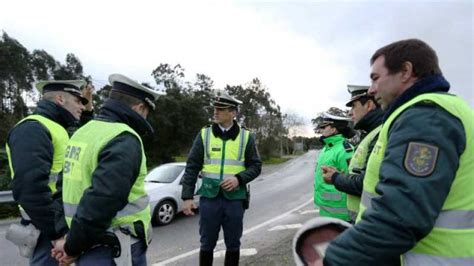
left=7, top=100, right=81, bottom=240
left=181, top=121, right=262, bottom=200
left=331, top=108, right=383, bottom=196
left=54, top=99, right=152, bottom=256
left=324, top=75, right=466, bottom=265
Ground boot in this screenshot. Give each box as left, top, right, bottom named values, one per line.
left=200, top=250, right=214, bottom=266
left=224, top=250, right=240, bottom=266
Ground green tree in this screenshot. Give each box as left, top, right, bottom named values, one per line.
left=31, top=49, right=57, bottom=80
left=53, top=53, right=84, bottom=80
left=0, top=32, right=34, bottom=141
left=226, top=78, right=285, bottom=159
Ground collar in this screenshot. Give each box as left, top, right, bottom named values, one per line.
left=96, top=99, right=154, bottom=136
left=321, top=134, right=345, bottom=147
left=218, top=124, right=233, bottom=132
left=383, top=74, right=450, bottom=121
left=35, top=99, right=79, bottom=129
left=212, top=121, right=240, bottom=141
left=354, top=108, right=383, bottom=132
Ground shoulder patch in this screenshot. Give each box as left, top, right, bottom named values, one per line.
left=404, top=142, right=439, bottom=177
left=343, top=141, right=354, bottom=152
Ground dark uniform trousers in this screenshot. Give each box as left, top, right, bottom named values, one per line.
left=75, top=240, right=147, bottom=266
left=199, top=193, right=245, bottom=251
left=30, top=232, right=58, bottom=266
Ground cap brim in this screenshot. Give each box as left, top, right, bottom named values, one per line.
left=68, top=91, right=89, bottom=105
left=109, top=74, right=161, bottom=101
left=345, top=99, right=356, bottom=107
left=317, top=122, right=332, bottom=129
left=36, top=80, right=87, bottom=93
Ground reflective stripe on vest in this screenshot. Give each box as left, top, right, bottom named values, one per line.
left=201, top=172, right=236, bottom=180
left=199, top=126, right=249, bottom=199
left=321, top=192, right=342, bottom=201
left=62, top=120, right=151, bottom=244
left=357, top=93, right=474, bottom=264
left=6, top=114, right=69, bottom=200
left=320, top=205, right=348, bottom=214
left=403, top=252, right=474, bottom=266
left=346, top=125, right=381, bottom=219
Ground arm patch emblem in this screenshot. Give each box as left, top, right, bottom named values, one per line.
left=404, top=142, right=439, bottom=177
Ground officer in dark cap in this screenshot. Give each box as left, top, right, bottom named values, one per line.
left=314, top=110, right=354, bottom=222
left=52, top=74, right=160, bottom=265
left=321, top=84, right=383, bottom=223
left=5, top=80, right=89, bottom=265
left=181, top=89, right=262, bottom=266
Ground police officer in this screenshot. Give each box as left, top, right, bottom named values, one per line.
left=6, top=80, right=88, bottom=265
left=51, top=74, right=160, bottom=265
left=324, top=39, right=474, bottom=265
left=181, top=90, right=262, bottom=266
left=321, top=85, right=383, bottom=223
left=314, top=110, right=354, bottom=222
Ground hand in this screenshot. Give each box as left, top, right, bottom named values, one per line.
left=310, top=259, right=324, bottom=266
left=321, top=166, right=337, bottom=184
left=82, top=83, right=94, bottom=111
left=220, top=176, right=239, bottom=191
left=51, top=238, right=77, bottom=265
left=183, top=199, right=197, bottom=216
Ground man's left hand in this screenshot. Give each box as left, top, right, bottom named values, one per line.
left=321, top=166, right=337, bottom=184
left=220, top=176, right=239, bottom=191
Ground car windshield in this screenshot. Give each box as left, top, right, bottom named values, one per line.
left=145, top=165, right=185, bottom=183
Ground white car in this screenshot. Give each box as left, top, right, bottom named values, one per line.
left=145, top=162, right=201, bottom=226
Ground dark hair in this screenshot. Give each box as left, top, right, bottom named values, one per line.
left=331, top=121, right=355, bottom=139
left=109, top=90, right=145, bottom=108
left=370, top=39, right=442, bottom=78
left=358, top=96, right=380, bottom=108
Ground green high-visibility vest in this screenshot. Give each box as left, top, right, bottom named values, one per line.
left=357, top=93, right=474, bottom=265
left=199, top=126, right=249, bottom=199
left=314, top=134, right=353, bottom=221
left=62, top=120, right=152, bottom=244
left=6, top=114, right=69, bottom=194
left=346, top=125, right=381, bottom=222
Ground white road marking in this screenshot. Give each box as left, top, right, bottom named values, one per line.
left=213, top=248, right=258, bottom=258
left=268, top=224, right=302, bottom=231
left=300, top=209, right=319, bottom=214
left=152, top=198, right=313, bottom=266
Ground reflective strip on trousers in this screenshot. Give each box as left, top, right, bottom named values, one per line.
left=321, top=192, right=342, bottom=201
left=200, top=172, right=236, bottom=180
left=361, top=192, right=474, bottom=230
left=64, top=195, right=150, bottom=218
left=204, top=158, right=245, bottom=166
left=320, top=205, right=348, bottom=214
left=403, top=252, right=474, bottom=266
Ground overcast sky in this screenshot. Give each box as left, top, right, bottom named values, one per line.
left=1, top=0, right=472, bottom=136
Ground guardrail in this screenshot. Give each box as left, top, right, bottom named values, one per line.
left=0, top=190, right=14, bottom=203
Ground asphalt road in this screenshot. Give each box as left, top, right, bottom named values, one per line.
left=0, top=150, right=320, bottom=266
